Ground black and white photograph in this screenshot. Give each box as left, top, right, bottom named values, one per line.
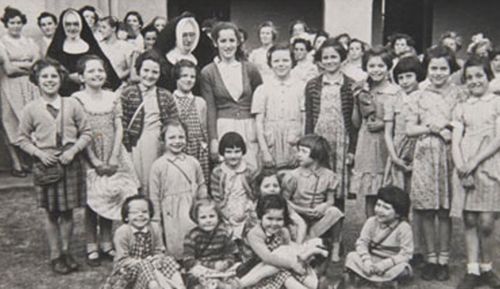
left=1, top=0, right=500, bottom=288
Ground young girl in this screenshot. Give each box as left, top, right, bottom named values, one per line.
left=16, top=58, right=92, bottom=274
left=238, top=194, right=323, bottom=289
left=451, top=57, right=500, bottom=289
left=211, top=132, right=256, bottom=238
left=73, top=55, right=139, bottom=267
left=342, top=186, right=413, bottom=289
left=282, top=134, right=345, bottom=262
left=121, top=50, right=179, bottom=195
left=351, top=46, right=403, bottom=218
left=102, top=195, right=185, bottom=289
left=172, top=59, right=210, bottom=183
left=149, top=119, right=207, bottom=259
left=341, top=39, right=368, bottom=83
left=184, top=199, right=240, bottom=289
left=383, top=56, right=425, bottom=267
left=406, top=45, right=465, bottom=281
left=248, top=21, right=277, bottom=81
left=253, top=43, right=305, bottom=169
left=291, top=38, right=318, bottom=84
left=304, top=38, right=359, bottom=212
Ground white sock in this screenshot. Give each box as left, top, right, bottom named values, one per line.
left=467, top=263, right=480, bottom=275
left=480, top=263, right=493, bottom=273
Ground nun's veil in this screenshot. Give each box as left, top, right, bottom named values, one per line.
left=47, top=8, right=121, bottom=91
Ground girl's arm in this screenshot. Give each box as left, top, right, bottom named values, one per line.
left=384, top=121, right=410, bottom=170
left=148, top=162, right=163, bottom=223
left=114, top=226, right=133, bottom=264
left=60, top=102, right=92, bottom=165
left=289, top=209, right=307, bottom=244
left=355, top=217, right=375, bottom=262
left=373, top=222, right=413, bottom=272
left=195, top=161, right=208, bottom=199
left=247, top=228, right=296, bottom=270
left=255, top=113, right=274, bottom=167
left=200, top=69, right=219, bottom=159
left=0, top=45, right=29, bottom=77
left=108, top=102, right=124, bottom=166
left=451, top=116, right=465, bottom=170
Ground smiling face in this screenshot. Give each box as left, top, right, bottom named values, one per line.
left=197, top=205, right=219, bottom=232
left=63, top=12, right=82, bottom=40
left=176, top=66, right=196, bottom=93
left=216, top=28, right=238, bottom=61
left=39, top=16, right=56, bottom=38
left=38, top=66, right=61, bottom=97
left=270, top=49, right=292, bottom=79
left=223, top=147, right=243, bottom=168
left=80, top=59, right=106, bottom=89
left=259, top=26, right=274, bottom=46
left=320, top=47, right=342, bottom=74
left=397, top=72, right=418, bottom=94
left=366, top=56, right=389, bottom=83
left=126, top=14, right=141, bottom=33
left=465, top=65, right=489, bottom=97
left=261, top=209, right=285, bottom=235
left=164, top=125, right=186, bottom=154
left=139, top=59, right=161, bottom=89
left=427, top=57, right=450, bottom=88
left=144, top=31, right=157, bottom=50
left=6, top=16, right=24, bottom=38
left=259, top=175, right=281, bottom=196
left=127, top=199, right=151, bottom=230
left=374, top=199, right=398, bottom=224
left=293, top=42, right=308, bottom=62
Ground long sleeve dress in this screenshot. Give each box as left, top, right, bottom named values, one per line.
left=149, top=153, right=207, bottom=259
left=345, top=217, right=413, bottom=282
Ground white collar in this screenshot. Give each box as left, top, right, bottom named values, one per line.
left=166, top=47, right=198, bottom=65
left=131, top=225, right=149, bottom=234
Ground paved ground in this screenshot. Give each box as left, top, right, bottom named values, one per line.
left=0, top=174, right=498, bottom=289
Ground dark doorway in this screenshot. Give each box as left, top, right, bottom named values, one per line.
left=382, top=0, right=433, bottom=53
left=168, top=0, right=231, bottom=23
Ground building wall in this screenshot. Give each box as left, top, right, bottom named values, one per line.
left=432, top=0, right=500, bottom=58
left=324, top=0, right=373, bottom=44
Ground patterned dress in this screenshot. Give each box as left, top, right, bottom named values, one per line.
left=351, top=84, right=402, bottom=197
left=173, top=91, right=210, bottom=183
left=102, top=223, right=180, bottom=289
left=75, top=91, right=139, bottom=220
left=251, top=76, right=304, bottom=169
left=0, top=34, right=40, bottom=143
left=314, top=76, right=351, bottom=198
left=407, top=84, right=466, bottom=210
left=451, top=94, right=500, bottom=215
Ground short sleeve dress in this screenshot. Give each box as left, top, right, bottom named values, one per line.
left=451, top=94, right=500, bottom=215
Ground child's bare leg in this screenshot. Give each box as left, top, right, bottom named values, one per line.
left=330, top=220, right=343, bottom=262
left=99, top=216, right=113, bottom=253
left=302, top=268, right=319, bottom=289
left=59, top=210, right=74, bottom=253
left=284, top=276, right=310, bottom=289
left=365, top=196, right=376, bottom=218
left=412, top=209, right=425, bottom=257
left=308, top=207, right=343, bottom=238
left=463, top=212, right=480, bottom=264
left=85, top=207, right=99, bottom=255
left=45, top=210, right=61, bottom=260
left=478, top=212, right=496, bottom=265
left=239, top=263, right=280, bottom=287
left=437, top=209, right=451, bottom=266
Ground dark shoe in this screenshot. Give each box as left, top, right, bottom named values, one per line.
left=410, top=253, right=425, bottom=267
left=62, top=252, right=79, bottom=271
left=11, top=169, right=27, bottom=178
left=421, top=262, right=437, bottom=281
left=457, top=273, right=481, bottom=289
left=86, top=251, right=101, bottom=267
left=100, top=248, right=115, bottom=261
left=481, top=270, right=500, bottom=289
left=436, top=264, right=450, bottom=281
left=51, top=257, right=71, bottom=275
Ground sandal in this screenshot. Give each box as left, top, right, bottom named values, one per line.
left=87, top=251, right=101, bottom=267
left=11, top=169, right=27, bottom=178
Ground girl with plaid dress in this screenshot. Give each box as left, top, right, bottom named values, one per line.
left=16, top=58, right=92, bottom=274
left=102, top=195, right=185, bottom=289
left=172, top=59, right=210, bottom=183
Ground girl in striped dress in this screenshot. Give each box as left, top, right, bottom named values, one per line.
left=172, top=59, right=210, bottom=183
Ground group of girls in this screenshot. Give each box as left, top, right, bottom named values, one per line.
left=6, top=4, right=500, bottom=289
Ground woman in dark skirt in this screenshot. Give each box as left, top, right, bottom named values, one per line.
left=16, top=58, right=92, bottom=274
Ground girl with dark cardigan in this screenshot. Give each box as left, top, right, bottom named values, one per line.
left=304, top=38, right=360, bottom=212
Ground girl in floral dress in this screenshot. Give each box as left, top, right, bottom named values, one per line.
left=73, top=55, right=139, bottom=267
left=253, top=43, right=305, bottom=169
left=406, top=46, right=465, bottom=281
left=351, top=46, right=403, bottom=218
left=305, top=38, right=359, bottom=213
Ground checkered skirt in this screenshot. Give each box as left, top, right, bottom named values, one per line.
left=36, top=153, right=86, bottom=212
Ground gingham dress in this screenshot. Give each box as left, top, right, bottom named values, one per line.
left=102, top=231, right=180, bottom=289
